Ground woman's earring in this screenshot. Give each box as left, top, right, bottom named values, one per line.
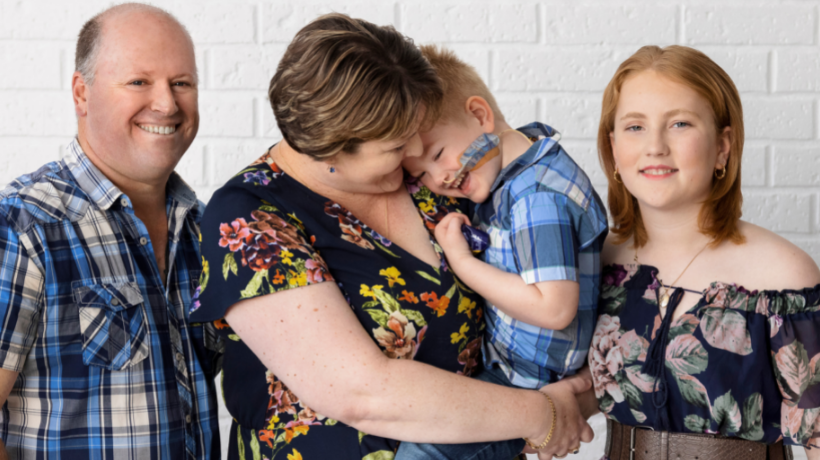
left=329, top=166, right=336, bottom=174
left=714, top=165, right=726, bottom=180
left=613, top=168, right=623, bottom=184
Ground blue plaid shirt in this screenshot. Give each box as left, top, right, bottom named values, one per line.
left=0, top=139, right=223, bottom=459
left=474, top=122, right=608, bottom=388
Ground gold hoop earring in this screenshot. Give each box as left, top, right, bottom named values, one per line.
left=714, top=166, right=726, bottom=180
left=613, top=168, right=623, bottom=184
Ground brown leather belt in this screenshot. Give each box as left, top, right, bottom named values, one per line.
left=605, top=419, right=793, bottom=460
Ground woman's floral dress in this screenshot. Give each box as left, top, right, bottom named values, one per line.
left=189, top=149, right=485, bottom=460
left=590, top=263, right=820, bottom=451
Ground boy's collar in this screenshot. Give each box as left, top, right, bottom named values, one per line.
left=488, top=122, right=561, bottom=192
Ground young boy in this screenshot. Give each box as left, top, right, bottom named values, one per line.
left=397, top=46, right=608, bottom=459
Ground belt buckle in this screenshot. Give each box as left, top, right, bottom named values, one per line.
left=629, top=425, right=654, bottom=460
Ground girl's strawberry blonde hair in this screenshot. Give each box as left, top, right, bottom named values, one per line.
left=598, top=45, right=745, bottom=248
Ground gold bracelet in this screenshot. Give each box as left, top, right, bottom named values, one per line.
left=524, top=391, right=556, bottom=450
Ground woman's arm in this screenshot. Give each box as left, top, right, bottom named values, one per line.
left=225, top=281, right=593, bottom=454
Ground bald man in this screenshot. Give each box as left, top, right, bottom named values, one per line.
left=0, top=4, right=222, bottom=459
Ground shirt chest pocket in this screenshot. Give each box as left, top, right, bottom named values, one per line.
left=72, top=280, right=150, bottom=371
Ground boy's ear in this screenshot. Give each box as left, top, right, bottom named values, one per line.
left=464, top=96, right=495, bottom=133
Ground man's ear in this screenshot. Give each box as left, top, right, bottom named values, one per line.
left=72, top=71, right=89, bottom=117
left=464, top=96, right=495, bottom=133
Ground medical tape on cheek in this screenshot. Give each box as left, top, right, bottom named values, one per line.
left=444, top=133, right=501, bottom=188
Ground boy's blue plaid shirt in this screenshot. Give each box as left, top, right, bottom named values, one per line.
left=0, top=139, right=222, bottom=459
left=473, top=122, right=608, bottom=388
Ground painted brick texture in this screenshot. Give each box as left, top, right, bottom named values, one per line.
left=2, top=1, right=819, bottom=459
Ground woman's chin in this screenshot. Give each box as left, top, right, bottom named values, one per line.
left=377, top=169, right=405, bottom=192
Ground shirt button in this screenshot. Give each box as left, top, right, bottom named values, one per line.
left=139, top=237, right=148, bottom=246
left=111, top=299, right=119, bottom=306
left=185, top=414, right=192, bottom=424
left=120, top=198, right=128, bottom=208
left=176, top=352, right=184, bottom=362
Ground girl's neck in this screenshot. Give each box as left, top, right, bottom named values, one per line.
left=637, top=203, right=713, bottom=258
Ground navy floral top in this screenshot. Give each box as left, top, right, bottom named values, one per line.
left=590, top=263, right=820, bottom=448
left=189, top=150, right=485, bottom=460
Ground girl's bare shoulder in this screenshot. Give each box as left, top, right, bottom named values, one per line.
left=722, top=221, right=820, bottom=290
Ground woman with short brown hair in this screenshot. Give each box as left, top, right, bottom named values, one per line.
left=190, top=14, right=593, bottom=460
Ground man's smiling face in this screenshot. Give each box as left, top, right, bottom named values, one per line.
left=75, top=9, right=199, bottom=185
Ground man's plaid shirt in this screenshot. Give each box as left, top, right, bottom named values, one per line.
left=474, top=122, right=608, bottom=389
left=0, top=139, right=222, bottom=459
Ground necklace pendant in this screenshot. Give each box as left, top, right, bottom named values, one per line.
left=660, top=294, right=670, bottom=309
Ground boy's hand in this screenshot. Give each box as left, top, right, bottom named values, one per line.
left=434, top=213, right=473, bottom=267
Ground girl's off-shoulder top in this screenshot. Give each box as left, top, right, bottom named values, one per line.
left=590, top=263, right=820, bottom=448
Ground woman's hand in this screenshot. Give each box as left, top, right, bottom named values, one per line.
left=564, top=366, right=600, bottom=420
left=434, top=212, right=473, bottom=266
left=525, top=374, right=596, bottom=459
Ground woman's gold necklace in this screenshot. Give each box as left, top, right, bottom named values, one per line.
left=635, top=241, right=710, bottom=311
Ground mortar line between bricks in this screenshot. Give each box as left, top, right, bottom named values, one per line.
left=59, top=48, right=66, bottom=91
left=766, top=144, right=773, bottom=188
left=817, top=192, right=820, bottom=237
left=488, top=49, right=495, bottom=92
left=203, top=48, right=211, bottom=91
left=769, top=49, right=776, bottom=94
left=745, top=189, right=818, bottom=195
left=816, top=99, right=819, bottom=140
left=203, top=144, right=211, bottom=188
left=254, top=2, right=261, bottom=44
left=252, top=97, right=259, bottom=138
left=815, top=4, right=819, bottom=47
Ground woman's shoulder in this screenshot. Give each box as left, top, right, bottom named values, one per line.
left=721, top=221, right=820, bottom=291
left=204, top=154, right=295, bottom=219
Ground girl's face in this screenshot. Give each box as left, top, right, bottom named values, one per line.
left=610, top=70, right=731, bottom=214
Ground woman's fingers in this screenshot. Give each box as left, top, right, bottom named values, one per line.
left=533, top=381, right=596, bottom=460
left=580, top=420, right=595, bottom=443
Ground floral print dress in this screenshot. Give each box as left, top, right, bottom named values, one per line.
left=189, top=150, right=485, bottom=460
left=590, top=263, right=820, bottom=450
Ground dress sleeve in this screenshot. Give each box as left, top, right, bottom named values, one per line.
left=766, top=285, right=820, bottom=447
left=0, top=214, right=44, bottom=372
left=188, top=186, right=333, bottom=323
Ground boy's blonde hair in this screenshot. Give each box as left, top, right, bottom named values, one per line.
left=420, top=45, right=505, bottom=125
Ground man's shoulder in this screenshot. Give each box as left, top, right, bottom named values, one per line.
left=0, top=160, right=91, bottom=233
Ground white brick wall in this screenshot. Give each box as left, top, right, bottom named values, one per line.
left=2, top=1, right=819, bottom=459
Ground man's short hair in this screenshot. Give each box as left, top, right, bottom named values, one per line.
left=420, top=45, right=505, bottom=125
left=75, top=3, right=192, bottom=85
